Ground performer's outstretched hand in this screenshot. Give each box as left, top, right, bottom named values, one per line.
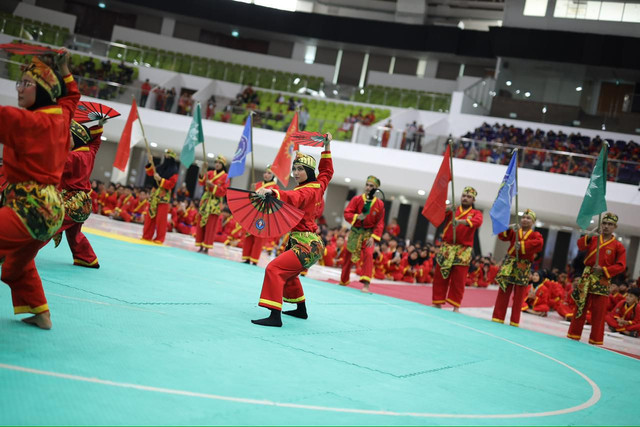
left=324, top=132, right=332, bottom=150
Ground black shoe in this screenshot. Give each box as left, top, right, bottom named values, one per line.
left=283, top=302, right=308, bottom=319
left=251, top=309, right=282, bottom=327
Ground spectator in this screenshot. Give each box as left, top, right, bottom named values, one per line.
left=299, top=107, right=310, bottom=131
left=140, top=79, right=151, bottom=107
left=164, top=88, right=176, bottom=113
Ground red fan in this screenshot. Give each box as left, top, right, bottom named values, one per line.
left=0, top=42, right=63, bottom=56
left=74, top=101, right=121, bottom=123
left=226, top=188, right=304, bottom=238
left=290, top=131, right=328, bottom=147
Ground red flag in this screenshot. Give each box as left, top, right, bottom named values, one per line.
left=270, top=112, right=299, bottom=186
left=113, top=100, right=142, bottom=171
left=422, top=145, right=452, bottom=227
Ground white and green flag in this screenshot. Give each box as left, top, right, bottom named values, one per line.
left=180, top=103, right=204, bottom=168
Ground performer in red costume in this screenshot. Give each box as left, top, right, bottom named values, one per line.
left=0, top=51, right=79, bottom=329
left=195, top=155, right=228, bottom=254
left=491, top=209, right=544, bottom=326
left=242, top=166, right=279, bottom=265
left=340, top=175, right=385, bottom=292
left=605, top=288, right=640, bottom=337
left=142, top=149, right=179, bottom=244
left=51, top=119, right=105, bottom=268
left=432, top=187, right=483, bottom=311
left=252, top=135, right=334, bottom=327
left=568, top=212, right=627, bottom=345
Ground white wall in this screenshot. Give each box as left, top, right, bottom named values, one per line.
left=111, top=26, right=336, bottom=81
left=13, top=2, right=76, bottom=32
left=503, top=0, right=640, bottom=38
left=368, top=70, right=458, bottom=93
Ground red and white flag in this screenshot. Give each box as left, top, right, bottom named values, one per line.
left=422, top=144, right=452, bottom=227
left=113, top=99, right=144, bottom=171
left=270, top=112, right=299, bottom=187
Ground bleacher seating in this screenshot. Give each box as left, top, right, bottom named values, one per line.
left=0, top=13, right=68, bottom=46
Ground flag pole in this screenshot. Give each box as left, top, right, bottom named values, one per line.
left=250, top=111, right=255, bottom=186
left=595, top=213, right=602, bottom=268
left=514, top=149, right=519, bottom=261
left=135, top=95, right=155, bottom=174
left=448, top=137, right=457, bottom=245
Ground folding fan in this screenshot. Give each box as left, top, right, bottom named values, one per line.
left=0, top=42, right=63, bottom=56
left=226, top=188, right=304, bottom=238
left=74, top=101, right=121, bottom=124
left=289, top=131, right=328, bottom=148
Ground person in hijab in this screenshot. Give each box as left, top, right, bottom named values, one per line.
left=142, top=149, right=179, bottom=244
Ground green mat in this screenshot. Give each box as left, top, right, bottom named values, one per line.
left=0, top=233, right=638, bottom=426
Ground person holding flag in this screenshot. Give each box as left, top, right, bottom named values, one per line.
left=195, top=155, right=228, bottom=253
left=432, top=187, right=483, bottom=311
left=242, top=166, right=279, bottom=265
left=142, top=149, right=179, bottom=244
left=491, top=209, right=544, bottom=327
left=251, top=135, right=334, bottom=327
left=339, top=175, right=385, bottom=293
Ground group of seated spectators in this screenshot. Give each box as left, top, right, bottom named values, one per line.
left=72, top=58, right=134, bottom=100
left=337, top=109, right=377, bottom=138
left=460, top=122, right=640, bottom=184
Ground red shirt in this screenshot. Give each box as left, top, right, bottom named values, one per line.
left=60, top=125, right=103, bottom=191
left=0, top=74, right=80, bottom=186
left=386, top=224, right=400, bottom=237
left=441, top=206, right=483, bottom=247
left=344, top=194, right=386, bottom=241
left=498, top=228, right=544, bottom=262
left=273, top=151, right=333, bottom=234
left=578, top=235, right=627, bottom=279
left=256, top=180, right=279, bottom=192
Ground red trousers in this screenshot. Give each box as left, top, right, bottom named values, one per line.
left=195, top=214, right=219, bottom=249
left=242, top=235, right=264, bottom=263
left=568, top=294, right=608, bottom=345
left=0, top=207, right=49, bottom=315
left=340, top=245, right=374, bottom=284
left=142, top=203, right=169, bottom=243
left=432, top=264, right=469, bottom=308
left=258, top=250, right=306, bottom=311
left=492, top=284, right=527, bottom=326
left=63, top=221, right=98, bottom=267
left=555, top=301, right=575, bottom=319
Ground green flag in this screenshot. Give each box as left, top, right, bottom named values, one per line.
left=180, top=103, right=204, bottom=168
left=576, top=144, right=608, bottom=229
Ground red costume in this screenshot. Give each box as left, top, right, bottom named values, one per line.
left=0, top=70, right=79, bottom=316
left=101, top=190, right=118, bottom=216
left=568, top=233, right=627, bottom=345
left=258, top=151, right=333, bottom=312
left=492, top=227, right=544, bottom=326
left=386, top=223, right=400, bottom=237
left=195, top=167, right=228, bottom=249
left=242, top=180, right=279, bottom=263
left=54, top=123, right=103, bottom=267
left=605, top=299, right=640, bottom=334
left=433, top=205, right=483, bottom=308
left=142, top=155, right=178, bottom=244
left=121, top=198, right=148, bottom=223
left=340, top=190, right=385, bottom=285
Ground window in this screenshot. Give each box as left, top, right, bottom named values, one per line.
left=599, top=1, right=624, bottom=20
left=523, top=0, right=548, bottom=16
left=622, top=2, right=640, bottom=22
left=553, top=1, right=638, bottom=22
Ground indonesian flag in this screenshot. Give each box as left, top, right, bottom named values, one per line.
left=422, top=144, right=452, bottom=227
left=113, top=99, right=144, bottom=171
left=270, top=112, right=299, bottom=187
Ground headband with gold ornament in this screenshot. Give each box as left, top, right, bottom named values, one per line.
left=366, top=175, right=381, bottom=188
left=293, top=152, right=316, bottom=170
left=602, top=212, right=619, bottom=224
left=70, top=120, right=91, bottom=145
left=165, top=149, right=178, bottom=160
left=24, top=56, right=61, bottom=101
left=215, top=154, right=227, bottom=167
left=522, top=209, right=537, bottom=222
left=462, top=186, right=477, bottom=198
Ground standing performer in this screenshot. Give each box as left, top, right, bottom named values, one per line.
left=241, top=166, right=279, bottom=264
left=52, top=119, right=106, bottom=268
left=195, top=155, right=228, bottom=254
left=0, top=52, right=79, bottom=329
left=340, top=175, right=385, bottom=293
left=432, top=187, right=483, bottom=311
left=252, top=136, right=334, bottom=327
left=568, top=212, right=626, bottom=345
left=491, top=209, right=544, bottom=326
left=142, top=149, right=179, bottom=244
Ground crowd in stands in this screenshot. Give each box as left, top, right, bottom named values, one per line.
left=71, top=58, right=134, bottom=100
left=460, top=122, right=640, bottom=185
left=336, top=109, right=378, bottom=139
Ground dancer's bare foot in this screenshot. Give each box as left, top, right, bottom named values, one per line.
left=21, top=312, right=52, bottom=330
left=452, top=307, right=460, bottom=313
left=433, top=303, right=442, bottom=309
left=361, top=284, right=371, bottom=293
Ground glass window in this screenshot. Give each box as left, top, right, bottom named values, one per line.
left=524, top=0, right=548, bottom=16
left=580, top=1, right=602, bottom=19
left=622, top=2, right=640, bottom=22
left=554, top=0, right=575, bottom=18
left=599, top=1, right=624, bottom=21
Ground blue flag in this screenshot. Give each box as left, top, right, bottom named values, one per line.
left=489, top=151, right=518, bottom=235
left=228, top=115, right=252, bottom=179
